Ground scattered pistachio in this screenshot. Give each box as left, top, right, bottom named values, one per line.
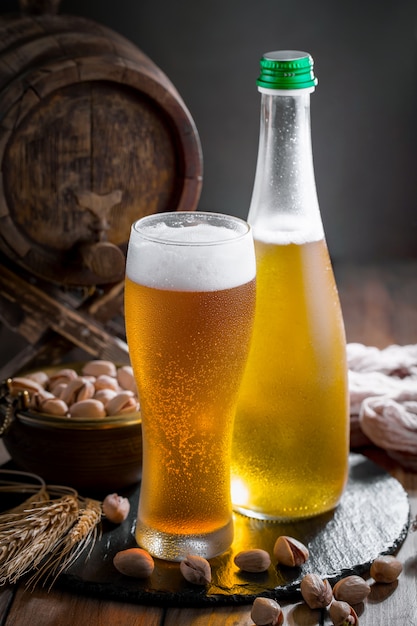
left=333, top=575, right=371, bottom=605
left=234, top=548, right=271, bottom=573
left=102, top=493, right=130, bottom=524
left=113, top=548, right=154, bottom=578
left=370, top=555, right=403, bottom=583
left=300, top=573, right=333, bottom=609
left=180, top=554, right=212, bottom=585
left=273, top=535, right=309, bottom=567
left=251, top=597, right=284, bottom=625
left=329, top=599, right=359, bottom=625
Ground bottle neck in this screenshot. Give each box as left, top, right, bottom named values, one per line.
left=248, top=90, right=323, bottom=245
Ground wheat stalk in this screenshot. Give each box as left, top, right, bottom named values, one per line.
left=27, top=497, right=103, bottom=589
left=0, top=473, right=104, bottom=589
left=0, top=491, right=79, bottom=585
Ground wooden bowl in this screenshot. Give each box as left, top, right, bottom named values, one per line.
left=0, top=365, right=142, bottom=495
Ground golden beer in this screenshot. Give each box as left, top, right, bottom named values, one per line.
left=125, top=212, right=256, bottom=560
left=231, top=237, right=349, bottom=520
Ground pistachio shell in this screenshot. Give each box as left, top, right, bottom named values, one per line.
left=94, top=388, right=118, bottom=406
left=26, top=371, right=49, bottom=387
left=61, top=377, right=95, bottom=405
left=370, top=555, right=403, bottom=583
left=69, top=399, right=106, bottom=418
left=300, top=573, right=333, bottom=609
left=29, top=390, right=55, bottom=411
left=234, top=549, right=271, bottom=573
left=102, top=493, right=130, bottom=523
left=113, top=548, right=154, bottom=578
left=117, top=366, right=138, bottom=394
left=40, top=397, right=69, bottom=416
left=9, top=377, right=44, bottom=397
left=180, top=555, right=212, bottom=585
left=82, top=360, right=117, bottom=378
left=333, top=575, right=371, bottom=604
left=106, top=391, right=138, bottom=416
left=329, top=599, right=359, bottom=625
left=49, top=368, right=78, bottom=390
left=273, top=535, right=309, bottom=567
left=251, top=597, right=284, bottom=625
left=94, top=374, right=119, bottom=392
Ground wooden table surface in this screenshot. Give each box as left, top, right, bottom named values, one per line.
left=1, top=260, right=417, bottom=626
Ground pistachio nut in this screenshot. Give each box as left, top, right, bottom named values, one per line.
left=102, top=493, right=130, bottom=524
left=40, top=397, right=69, bottom=417
left=370, top=555, right=403, bottom=583
left=300, top=573, right=333, bottom=609
left=251, top=597, right=284, bottom=626
left=82, top=360, right=117, bottom=378
left=29, top=390, right=55, bottom=411
left=9, top=377, right=44, bottom=397
left=113, top=548, right=154, bottom=578
left=61, top=377, right=95, bottom=405
left=117, top=365, right=138, bottom=394
left=273, top=535, right=309, bottom=567
left=234, top=548, right=271, bottom=573
left=180, top=555, right=211, bottom=585
left=328, top=599, right=359, bottom=625
left=69, top=399, right=106, bottom=418
left=106, top=391, right=138, bottom=416
left=26, top=371, right=49, bottom=387
left=333, top=575, right=371, bottom=604
left=94, top=374, right=119, bottom=392
left=49, top=368, right=78, bottom=391
left=94, top=388, right=118, bottom=406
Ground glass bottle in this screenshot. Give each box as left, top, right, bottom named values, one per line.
left=231, top=51, right=349, bottom=521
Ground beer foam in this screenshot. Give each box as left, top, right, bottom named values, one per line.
left=252, top=213, right=324, bottom=245
left=127, top=222, right=256, bottom=291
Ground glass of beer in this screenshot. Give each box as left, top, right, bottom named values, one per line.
left=124, top=212, right=256, bottom=561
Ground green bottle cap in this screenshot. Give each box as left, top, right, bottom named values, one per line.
left=257, top=50, right=318, bottom=90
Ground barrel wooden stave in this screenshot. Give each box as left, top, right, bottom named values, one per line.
left=0, top=12, right=202, bottom=286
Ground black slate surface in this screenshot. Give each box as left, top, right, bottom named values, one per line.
left=58, top=453, right=410, bottom=607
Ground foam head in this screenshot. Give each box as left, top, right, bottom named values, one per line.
left=126, top=212, right=256, bottom=291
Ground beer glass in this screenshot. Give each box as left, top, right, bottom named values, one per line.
left=125, top=212, right=256, bottom=561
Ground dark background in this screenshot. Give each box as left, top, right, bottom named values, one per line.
left=1, top=0, right=417, bottom=366
left=2, top=0, right=417, bottom=263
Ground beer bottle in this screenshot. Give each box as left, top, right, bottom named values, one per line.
left=231, top=51, right=349, bottom=520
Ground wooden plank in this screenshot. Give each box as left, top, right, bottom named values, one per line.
left=335, top=261, right=417, bottom=347
left=4, top=586, right=163, bottom=626
left=164, top=603, right=324, bottom=625
left=0, top=585, right=15, bottom=623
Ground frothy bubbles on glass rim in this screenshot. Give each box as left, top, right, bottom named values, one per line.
left=126, top=212, right=256, bottom=292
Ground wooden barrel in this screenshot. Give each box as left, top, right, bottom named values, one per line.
left=0, top=1, right=203, bottom=287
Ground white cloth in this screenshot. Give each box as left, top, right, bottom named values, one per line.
left=347, top=343, right=417, bottom=468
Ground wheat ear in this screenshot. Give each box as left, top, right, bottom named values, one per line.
left=0, top=492, right=79, bottom=585
left=27, top=497, right=102, bottom=589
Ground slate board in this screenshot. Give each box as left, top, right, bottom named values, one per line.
left=58, top=454, right=410, bottom=607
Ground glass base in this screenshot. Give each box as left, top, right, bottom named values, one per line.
left=233, top=500, right=340, bottom=522
left=135, top=517, right=234, bottom=561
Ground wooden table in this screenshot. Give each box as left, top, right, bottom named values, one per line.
left=1, top=261, right=417, bottom=625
